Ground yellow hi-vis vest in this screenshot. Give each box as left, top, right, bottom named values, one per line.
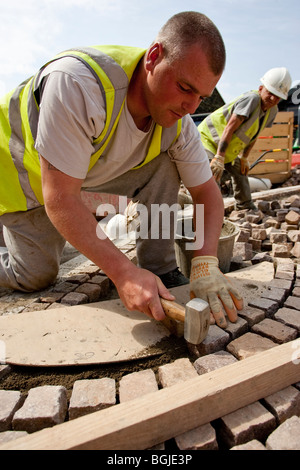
left=0, top=45, right=182, bottom=216
left=198, top=91, right=272, bottom=164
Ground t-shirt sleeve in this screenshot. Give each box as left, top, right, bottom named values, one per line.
left=35, top=66, right=106, bottom=179
left=167, top=115, right=212, bottom=188
left=232, top=92, right=260, bottom=119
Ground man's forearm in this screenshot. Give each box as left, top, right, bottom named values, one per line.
left=44, top=192, right=134, bottom=285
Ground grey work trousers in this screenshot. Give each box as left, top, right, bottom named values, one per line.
left=223, top=158, right=253, bottom=210
left=0, top=153, right=181, bottom=292
left=206, top=149, right=253, bottom=210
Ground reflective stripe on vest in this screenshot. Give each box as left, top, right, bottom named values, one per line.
left=0, top=46, right=182, bottom=215
left=199, top=91, right=271, bottom=163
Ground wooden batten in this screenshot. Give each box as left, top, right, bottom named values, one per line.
left=248, top=112, right=294, bottom=184
left=1, top=339, right=299, bottom=450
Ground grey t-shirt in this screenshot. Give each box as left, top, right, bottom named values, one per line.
left=232, top=90, right=277, bottom=129
left=35, top=57, right=211, bottom=189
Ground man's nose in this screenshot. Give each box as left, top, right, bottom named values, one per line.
left=182, top=96, right=202, bottom=114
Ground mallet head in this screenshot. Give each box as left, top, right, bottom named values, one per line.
left=184, top=298, right=210, bottom=345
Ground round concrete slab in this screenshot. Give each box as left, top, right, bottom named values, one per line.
left=0, top=300, right=170, bottom=367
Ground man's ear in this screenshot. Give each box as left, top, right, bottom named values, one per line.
left=145, top=42, right=164, bottom=71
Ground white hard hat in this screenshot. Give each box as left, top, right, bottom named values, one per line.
left=260, top=67, right=292, bottom=100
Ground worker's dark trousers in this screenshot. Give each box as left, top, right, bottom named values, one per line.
left=223, top=158, right=255, bottom=210
left=0, top=153, right=181, bottom=292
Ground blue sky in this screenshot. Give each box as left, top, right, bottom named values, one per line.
left=0, top=0, right=299, bottom=103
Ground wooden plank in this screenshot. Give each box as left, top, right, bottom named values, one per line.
left=250, top=137, right=289, bottom=151
left=250, top=162, right=289, bottom=175
left=257, top=123, right=292, bottom=137
left=247, top=112, right=294, bottom=182
left=249, top=150, right=288, bottom=162
left=249, top=172, right=292, bottom=184
left=273, top=111, right=294, bottom=123
left=1, top=340, right=299, bottom=450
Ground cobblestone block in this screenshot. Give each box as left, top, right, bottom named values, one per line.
left=193, top=350, right=238, bottom=375
left=262, top=386, right=300, bottom=424
left=272, top=244, right=290, bottom=258
left=69, top=378, right=116, bottom=420
left=276, top=209, right=289, bottom=222
left=275, top=269, right=294, bottom=280
left=249, top=238, right=261, bottom=252
left=0, top=431, right=28, bottom=444
left=251, top=318, right=298, bottom=344
left=226, top=332, right=276, bottom=360
left=268, top=278, right=292, bottom=293
left=119, top=370, right=158, bottom=403
left=12, top=385, right=68, bottom=433
left=88, top=275, right=111, bottom=296
left=291, top=242, right=300, bottom=258
left=230, top=439, right=266, bottom=450
left=66, top=273, right=90, bottom=284
left=216, top=401, right=276, bottom=448
left=269, top=232, right=287, bottom=243
left=287, top=230, right=300, bottom=242
left=0, top=390, right=23, bottom=432
left=284, top=295, right=300, bottom=310
left=292, top=286, right=300, bottom=297
left=53, top=281, right=77, bottom=293
left=74, top=283, right=101, bottom=302
left=285, top=210, right=300, bottom=225
left=266, top=416, right=300, bottom=450
left=252, top=228, right=267, bottom=240
left=257, top=200, right=270, bottom=212
left=261, top=288, right=286, bottom=305
left=224, top=316, right=248, bottom=339
left=235, top=229, right=250, bottom=242
left=238, top=306, right=265, bottom=327
left=175, top=423, right=218, bottom=450
left=60, top=292, right=89, bottom=305
left=39, top=293, right=65, bottom=304
left=189, top=325, right=230, bottom=357
left=233, top=242, right=253, bottom=260
left=247, top=298, right=279, bottom=317
left=158, top=358, right=198, bottom=388
left=274, top=307, right=300, bottom=332
left=251, top=252, right=273, bottom=264
left=264, top=217, right=280, bottom=229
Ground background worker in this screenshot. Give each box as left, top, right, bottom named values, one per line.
left=0, top=11, right=243, bottom=328
left=198, top=67, right=292, bottom=210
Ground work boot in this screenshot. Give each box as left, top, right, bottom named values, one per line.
left=235, top=201, right=258, bottom=211
left=158, top=267, right=189, bottom=288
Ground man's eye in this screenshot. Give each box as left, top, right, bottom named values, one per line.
left=178, top=83, right=189, bottom=92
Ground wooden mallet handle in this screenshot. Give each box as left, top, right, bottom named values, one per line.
left=160, top=298, right=185, bottom=323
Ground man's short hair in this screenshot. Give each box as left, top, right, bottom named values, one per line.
left=156, top=11, right=226, bottom=76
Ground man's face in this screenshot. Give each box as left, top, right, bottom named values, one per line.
left=259, top=85, right=281, bottom=111
left=143, top=43, right=222, bottom=128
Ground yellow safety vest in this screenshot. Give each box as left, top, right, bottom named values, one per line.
left=198, top=91, right=272, bottom=163
left=0, top=45, right=182, bottom=215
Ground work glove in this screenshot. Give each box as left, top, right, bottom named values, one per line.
left=239, top=156, right=250, bottom=175
left=210, top=154, right=225, bottom=183
left=190, top=256, right=243, bottom=329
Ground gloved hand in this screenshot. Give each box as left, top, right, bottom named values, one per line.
left=190, top=256, right=243, bottom=328
left=239, top=155, right=250, bottom=175
left=210, top=154, right=225, bottom=183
